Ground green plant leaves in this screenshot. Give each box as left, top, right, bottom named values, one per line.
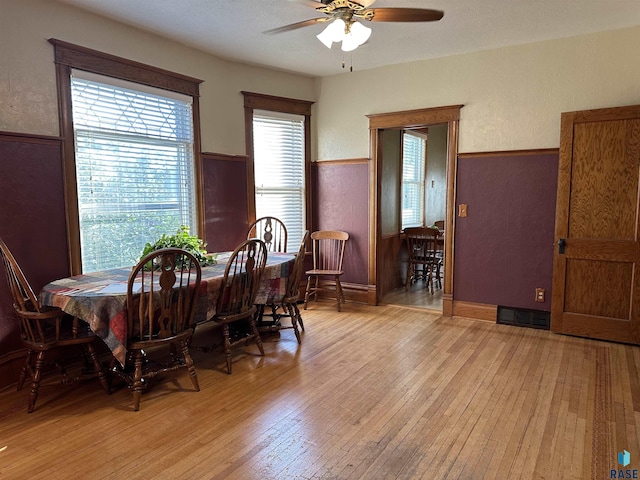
left=140, top=225, right=217, bottom=266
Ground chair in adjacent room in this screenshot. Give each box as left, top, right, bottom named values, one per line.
left=112, top=247, right=201, bottom=411
left=211, top=238, right=268, bottom=374
left=247, top=216, right=288, bottom=253
left=404, top=226, right=441, bottom=294
left=0, top=238, right=110, bottom=413
left=304, top=230, right=349, bottom=312
left=433, top=220, right=445, bottom=288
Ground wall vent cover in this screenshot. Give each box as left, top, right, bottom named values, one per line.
left=497, top=306, right=550, bottom=330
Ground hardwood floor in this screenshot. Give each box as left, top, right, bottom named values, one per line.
left=382, top=280, right=443, bottom=311
left=1, top=301, right=638, bottom=479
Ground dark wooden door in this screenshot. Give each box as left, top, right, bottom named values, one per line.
left=552, top=105, right=640, bottom=344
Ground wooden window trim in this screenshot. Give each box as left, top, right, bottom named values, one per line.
left=49, top=39, right=204, bottom=275
left=241, top=91, right=314, bottom=232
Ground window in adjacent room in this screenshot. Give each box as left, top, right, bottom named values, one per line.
left=401, top=131, right=427, bottom=229
left=70, top=71, right=197, bottom=272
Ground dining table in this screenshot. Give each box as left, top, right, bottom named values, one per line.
left=40, top=251, right=296, bottom=365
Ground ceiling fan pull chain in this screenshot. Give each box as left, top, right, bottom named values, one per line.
left=341, top=53, right=354, bottom=72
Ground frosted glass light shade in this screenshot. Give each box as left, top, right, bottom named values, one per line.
left=341, top=21, right=372, bottom=52
left=316, top=19, right=346, bottom=48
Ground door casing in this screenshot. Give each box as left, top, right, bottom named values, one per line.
left=367, top=105, right=462, bottom=313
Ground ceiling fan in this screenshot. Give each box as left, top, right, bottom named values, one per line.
left=266, top=0, right=444, bottom=52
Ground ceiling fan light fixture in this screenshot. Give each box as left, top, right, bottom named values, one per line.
left=340, top=20, right=371, bottom=52
left=316, top=18, right=346, bottom=48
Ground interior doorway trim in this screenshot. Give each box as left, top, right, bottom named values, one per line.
left=367, top=105, right=462, bottom=315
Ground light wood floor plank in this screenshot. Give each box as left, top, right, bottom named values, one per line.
left=1, top=301, right=639, bottom=479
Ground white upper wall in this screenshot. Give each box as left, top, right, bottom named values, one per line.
left=3, top=0, right=640, bottom=159
left=0, top=0, right=316, bottom=155
left=315, top=25, right=640, bottom=158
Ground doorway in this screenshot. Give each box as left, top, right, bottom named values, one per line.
left=379, top=126, right=447, bottom=311
left=367, top=105, right=462, bottom=314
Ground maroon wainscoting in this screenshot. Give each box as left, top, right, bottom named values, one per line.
left=312, top=160, right=369, bottom=286
left=0, top=134, right=70, bottom=355
left=454, top=150, right=559, bottom=311
left=201, top=153, right=249, bottom=252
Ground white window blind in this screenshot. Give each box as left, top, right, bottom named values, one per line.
left=402, top=132, right=426, bottom=229
left=253, top=110, right=306, bottom=253
left=71, top=71, right=196, bottom=272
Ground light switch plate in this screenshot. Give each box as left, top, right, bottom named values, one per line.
left=458, top=204, right=468, bottom=217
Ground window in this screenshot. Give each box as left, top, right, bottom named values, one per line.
left=50, top=39, right=203, bottom=275
left=402, top=131, right=426, bottom=228
left=242, top=92, right=314, bottom=254
left=252, top=110, right=306, bottom=252
left=71, top=72, right=196, bottom=272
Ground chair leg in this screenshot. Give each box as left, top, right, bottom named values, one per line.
left=304, top=275, right=314, bottom=310
left=295, top=303, right=305, bottom=332
left=180, top=340, right=200, bottom=392
left=405, top=264, right=413, bottom=291
left=285, top=302, right=302, bottom=344
left=223, top=324, right=233, bottom=374
left=84, top=342, right=110, bottom=394
left=169, top=342, right=178, bottom=363
left=428, top=264, right=434, bottom=294
left=335, top=275, right=344, bottom=312
left=255, top=304, right=265, bottom=326
left=132, top=350, right=144, bottom=411
left=17, top=350, right=32, bottom=391
left=249, top=317, right=265, bottom=356
left=270, top=303, right=280, bottom=322
left=27, top=351, right=45, bottom=413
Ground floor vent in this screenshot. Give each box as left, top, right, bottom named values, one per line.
left=497, top=306, right=550, bottom=330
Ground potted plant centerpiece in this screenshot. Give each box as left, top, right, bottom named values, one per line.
left=139, top=225, right=217, bottom=269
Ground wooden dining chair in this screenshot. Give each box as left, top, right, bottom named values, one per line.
left=0, top=238, right=110, bottom=413
left=433, top=220, right=445, bottom=287
left=112, top=247, right=201, bottom=411
left=247, top=216, right=287, bottom=253
left=212, top=238, right=268, bottom=374
left=404, top=226, right=440, bottom=294
left=304, top=230, right=349, bottom=312
left=247, top=216, right=287, bottom=324
left=261, top=230, right=309, bottom=343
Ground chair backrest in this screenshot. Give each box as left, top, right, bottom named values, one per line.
left=311, top=230, right=349, bottom=272
left=0, top=239, right=40, bottom=314
left=434, top=220, right=445, bottom=231
left=216, top=238, right=268, bottom=318
left=404, top=227, right=439, bottom=264
left=285, top=230, right=310, bottom=299
left=127, top=248, right=202, bottom=342
left=247, top=216, right=287, bottom=253
left=0, top=238, right=70, bottom=345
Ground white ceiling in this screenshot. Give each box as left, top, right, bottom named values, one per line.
left=54, top=0, right=640, bottom=78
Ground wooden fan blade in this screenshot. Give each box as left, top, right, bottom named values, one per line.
left=289, top=0, right=326, bottom=7
left=363, top=8, right=444, bottom=22
left=264, top=17, right=330, bottom=35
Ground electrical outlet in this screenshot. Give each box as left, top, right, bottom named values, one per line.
left=535, top=288, right=545, bottom=303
